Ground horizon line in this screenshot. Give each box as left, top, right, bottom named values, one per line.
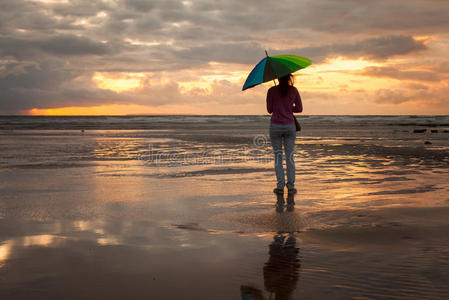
left=1, top=114, right=449, bottom=117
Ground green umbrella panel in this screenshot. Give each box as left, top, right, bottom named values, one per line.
left=242, top=55, right=312, bottom=91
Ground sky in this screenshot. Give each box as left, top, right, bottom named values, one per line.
left=0, top=0, right=448, bottom=115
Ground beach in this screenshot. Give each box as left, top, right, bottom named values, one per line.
left=1, top=115, right=449, bottom=299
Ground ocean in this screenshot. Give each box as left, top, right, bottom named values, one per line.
left=1, top=115, right=449, bottom=299
left=2, top=115, right=449, bottom=130
left=1, top=115, right=448, bottom=168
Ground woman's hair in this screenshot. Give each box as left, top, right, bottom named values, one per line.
left=278, top=74, right=294, bottom=97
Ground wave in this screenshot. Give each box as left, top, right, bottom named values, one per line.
left=2, top=115, right=449, bottom=130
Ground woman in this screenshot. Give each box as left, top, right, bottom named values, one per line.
left=266, top=74, right=303, bottom=194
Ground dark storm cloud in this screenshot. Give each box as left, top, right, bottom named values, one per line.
left=0, top=35, right=112, bottom=59
left=0, top=0, right=448, bottom=113
left=0, top=0, right=79, bottom=35
left=0, top=58, right=124, bottom=113
left=122, top=0, right=156, bottom=12
left=40, top=35, right=112, bottom=56
left=51, top=0, right=111, bottom=17
left=0, top=59, right=80, bottom=111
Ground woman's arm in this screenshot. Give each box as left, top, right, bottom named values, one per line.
left=266, top=89, right=273, bottom=114
left=292, top=89, right=303, bottom=113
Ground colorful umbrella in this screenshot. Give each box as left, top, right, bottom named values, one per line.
left=242, top=52, right=312, bottom=91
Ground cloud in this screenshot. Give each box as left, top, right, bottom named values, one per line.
left=0, top=35, right=112, bottom=60
left=298, top=0, right=449, bottom=34
left=375, top=84, right=449, bottom=105
left=0, top=0, right=78, bottom=35
left=358, top=66, right=442, bottom=82
left=280, top=36, right=427, bottom=63
left=432, top=61, right=449, bottom=74
left=173, top=42, right=264, bottom=65
left=40, top=35, right=112, bottom=56
left=51, top=0, right=111, bottom=17
left=0, top=58, right=127, bottom=113
left=404, top=83, right=429, bottom=90
left=0, top=0, right=448, bottom=114
left=375, top=89, right=417, bottom=104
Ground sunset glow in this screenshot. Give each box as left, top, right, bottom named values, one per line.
left=29, top=105, right=153, bottom=116
left=92, top=73, right=144, bottom=93
left=313, top=57, right=381, bottom=72
left=28, top=104, right=216, bottom=116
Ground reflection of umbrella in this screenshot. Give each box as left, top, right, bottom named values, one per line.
left=242, top=51, right=312, bottom=91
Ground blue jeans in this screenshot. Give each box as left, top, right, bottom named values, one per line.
left=269, top=123, right=296, bottom=189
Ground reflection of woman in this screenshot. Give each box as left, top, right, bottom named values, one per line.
left=240, top=234, right=300, bottom=300
left=266, top=74, right=303, bottom=195
left=263, top=234, right=300, bottom=300
left=241, top=195, right=299, bottom=300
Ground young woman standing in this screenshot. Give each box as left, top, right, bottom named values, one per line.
left=266, top=74, right=303, bottom=194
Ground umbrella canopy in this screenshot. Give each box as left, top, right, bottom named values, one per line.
left=242, top=54, right=312, bottom=91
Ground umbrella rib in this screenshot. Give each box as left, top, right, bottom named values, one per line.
left=265, top=57, right=278, bottom=84
left=265, top=50, right=278, bottom=81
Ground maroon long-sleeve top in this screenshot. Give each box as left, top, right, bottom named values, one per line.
left=266, top=86, right=303, bottom=125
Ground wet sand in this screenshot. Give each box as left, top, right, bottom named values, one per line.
left=1, top=116, right=449, bottom=299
